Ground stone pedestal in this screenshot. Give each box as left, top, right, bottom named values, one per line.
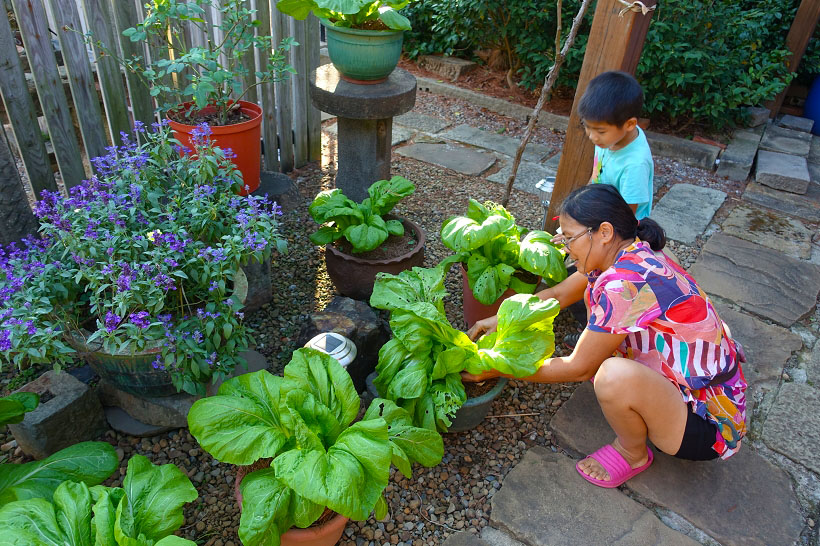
left=310, top=65, right=416, bottom=202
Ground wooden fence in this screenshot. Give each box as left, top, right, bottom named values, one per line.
left=0, top=0, right=321, bottom=199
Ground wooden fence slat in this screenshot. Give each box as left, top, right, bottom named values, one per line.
left=82, top=0, right=131, bottom=145
left=49, top=0, right=108, bottom=164
left=290, top=17, right=307, bottom=167
left=273, top=7, right=294, bottom=172
left=12, top=0, right=85, bottom=188
left=0, top=8, right=55, bottom=196
left=136, top=1, right=177, bottom=111
left=305, top=14, right=321, bottom=161
left=240, top=0, right=258, bottom=105
left=257, top=0, right=279, bottom=171
left=111, top=0, right=155, bottom=126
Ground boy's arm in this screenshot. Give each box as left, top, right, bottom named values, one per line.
left=617, top=162, right=652, bottom=212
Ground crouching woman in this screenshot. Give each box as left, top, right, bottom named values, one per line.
left=464, top=184, right=747, bottom=488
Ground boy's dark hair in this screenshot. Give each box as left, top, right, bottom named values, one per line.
left=560, top=184, right=665, bottom=251
left=577, top=71, right=644, bottom=127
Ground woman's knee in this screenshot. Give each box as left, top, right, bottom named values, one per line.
left=593, top=357, right=640, bottom=399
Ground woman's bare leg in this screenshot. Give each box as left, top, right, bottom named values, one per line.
left=577, top=357, right=688, bottom=482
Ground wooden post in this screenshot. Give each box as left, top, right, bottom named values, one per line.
left=545, top=0, right=656, bottom=233
left=766, top=0, right=820, bottom=118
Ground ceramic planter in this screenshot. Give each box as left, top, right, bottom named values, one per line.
left=167, top=100, right=263, bottom=195
left=460, top=265, right=538, bottom=329
left=321, top=20, right=404, bottom=83
left=324, top=216, right=425, bottom=301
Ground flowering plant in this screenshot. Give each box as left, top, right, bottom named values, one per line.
left=0, top=122, right=286, bottom=395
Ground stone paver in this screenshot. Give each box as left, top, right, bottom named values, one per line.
left=810, top=162, right=820, bottom=184
left=480, top=526, right=526, bottom=546
left=755, top=150, right=811, bottom=194
left=543, top=151, right=561, bottom=172
left=778, top=114, right=814, bottom=133
left=715, top=304, right=803, bottom=386
left=490, top=446, right=699, bottom=546
left=721, top=205, right=813, bottom=260
left=323, top=122, right=414, bottom=147
left=716, top=133, right=760, bottom=181
left=744, top=106, right=770, bottom=127
left=763, top=382, right=820, bottom=474
left=759, top=124, right=812, bottom=157
left=649, top=183, right=726, bottom=244
left=396, top=143, right=496, bottom=175
left=442, top=532, right=491, bottom=546
left=104, top=406, right=176, bottom=437
left=394, top=111, right=451, bottom=134
left=439, top=124, right=553, bottom=162
left=551, top=383, right=805, bottom=546
left=646, top=131, right=720, bottom=170
left=810, top=135, right=820, bottom=165
left=486, top=161, right=556, bottom=195
left=418, top=55, right=477, bottom=81
left=809, top=342, right=820, bottom=385
left=688, top=233, right=820, bottom=327
left=743, top=180, right=820, bottom=223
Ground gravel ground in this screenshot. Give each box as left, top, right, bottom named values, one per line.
left=0, top=89, right=785, bottom=546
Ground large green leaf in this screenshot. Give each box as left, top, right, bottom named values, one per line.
left=53, top=481, right=93, bottom=546
left=431, top=346, right=469, bottom=380
left=308, top=189, right=361, bottom=225
left=0, top=441, right=118, bottom=507
left=377, top=8, right=412, bottom=30
left=115, top=455, right=198, bottom=544
left=468, top=258, right=516, bottom=305
left=188, top=371, right=290, bottom=465
left=274, top=419, right=391, bottom=521
left=315, top=0, right=372, bottom=15
left=90, top=486, right=125, bottom=546
left=367, top=176, right=415, bottom=216
left=0, top=392, right=39, bottom=426
left=343, top=217, right=388, bottom=253
left=284, top=390, right=341, bottom=450
left=0, top=497, right=67, bottom=544
left=389, top=302, right=473, bottom=356
left=429, top=374, right=466, bottom=430
left=369, top=255, right=461, bottom=314
left=282, top=348, right=359, bottom=429
left=518, top=231, right=568, bottom=286
left=364, top=399, right=443, bottom=476
left=440, top=213, right=514, bottom=253
left=373, top=338, right=411, bottom=397
left=386, top=357, right=430, bottom=400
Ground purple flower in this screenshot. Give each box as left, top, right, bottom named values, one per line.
left=0, top=330, right=11, bottom=351
left=151, top=354, right=164, bottom=370
left=192, top=330, right=203, bottom=344
left=105, top=311, right=121, bottom=332
left=129, top=311, right=150, bottom=329
left=25, top=321, right=36, bottom=335
left=209, top=281, right=218, bottom=292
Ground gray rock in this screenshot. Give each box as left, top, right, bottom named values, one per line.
left=649, top=183, right=726, bottom=244
left=777, top=114, right=814, bottom=133
left=744, top=106, right=771, bottom=127
left=103, top=406, right=177, bottom=437
left=439, top=124, right=553, bottom=162
left=721, top=205, right=813, bottom=260
left=324, top=122, right=415, bottom=147
left=715, top=305, right=803, bottom=386
left=543, top=151, right=561, bottom=172
left=688, top=233, right=820, bottom=327
left=810, top=135, right=820, bottom=165
left=716, top=135, right=759, bottom=181
left=645, top=131, right=720, bottom=170
left=653, top=174, right=669, bottom=194
left=396, top=143, right=496, bottom=175
left=418, top=55, right=477, bottom=81
left=755, top=150, right=810, bottom=194
left=486, top=161, right=556, bottom=195
left=551, top=383, right=804, bottom=546
left=743, top=180, right=820, bottom=223
left=733, top=129, right=765, bottom=143
left=442, top=532, right=491, bottom=546
left=808, top=162, right=820, bottom=185
left=809, top=342, right=820, bottom=386
left=759, top=124, right=812, bottom=157
left=480, top=526, right=526, bottom=546
left=763, top=382, right=820, bottom=474
left=490, top=446, right=699, bottom=546
left=8, top=371, right=108, bottom=459
left=394, top=111, right=451, bottom=134
left=241, top=258, right=272, bottom=313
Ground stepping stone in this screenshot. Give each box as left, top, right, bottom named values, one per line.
left=394, top=111, right=451, bottom=134
left=646, top=131, right=720, bottom=170
left=490, top=446, right=699, bottom=546
left=778, top=114, right=814, bottom=133
left=755, top=150, right=810, bottom=194
left=759, top=125, right=811, bottom=157
left=104, top=406, right=177, bottom=437
left=810, top=162, right=820, bottom=184
left=323, top=122, right=414, bottom=147
left=486, top=161, right=556, bottom=195
left=721, top=205, right=813, bottom=260
left=653, top=174, right=669, bottom=193
left=543, top=151, right=561, bottom=172
left=743, top=180, right=820, bottom=223
left=443, top=532, right=491, bottom=546
left=551, top=383, right=804, bottom=546
left=418, top=55, right=477, bottom=81
left=808, top=342, right=820, bottom=385
left=481, top=526, right=526, bottom=546
left=396, top=143, right=496, bottom=176
left=439, top=124, right=553, bottom=162
left=687, top=233, right=820, bottom=327
left=810, top=135, right=820, bottom=165
left=649, top=183, right=726, bottom=244
left=763, top=382, right=820, bottom=474
left=715, top=304, right=803, bottom=387
left=744, top=106, right=771, bottom=127
left=716, top=133, right=760, bottom=181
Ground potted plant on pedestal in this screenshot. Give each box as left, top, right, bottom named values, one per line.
left=309, top=176, right=425, bottom=300
left=441, top=198, right=567, bottom=328
left=277, top=0, right=414, bottom=83
left=80, top=0, right=296, bottom=194
left=188, top=347, right=443, bottom=546
left=0, top=122, right=287, bottom=396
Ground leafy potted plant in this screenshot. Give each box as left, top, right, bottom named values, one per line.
left=188, top=347, right=443, bottom=546
left=309, top=176, right=425, bottom=300
left=0, top=454, right=198, bottom=545
left=277, top=0, right=413, bottom=82
left=367, top=260, right=560, bottom=432
left=80, top=0, right=296, bottom=194
left=0, top=122, right=287, bottom=396
left=441, top=199, right=567, bottom=328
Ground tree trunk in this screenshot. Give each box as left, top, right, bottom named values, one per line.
left=0, top=124, right=38, bottom=247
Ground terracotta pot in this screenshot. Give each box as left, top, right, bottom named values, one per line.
left=324, top=216, right=425, bottom=301
left=235, top=463, right=349, bottom=546
left=167, top=100, right=263, bottom=195
left=461, top=266, right=538, bottom=329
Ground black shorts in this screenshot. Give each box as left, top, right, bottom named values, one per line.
left=674, top=405, right=720, bottom=461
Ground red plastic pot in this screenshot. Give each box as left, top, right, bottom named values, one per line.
left=167, top=100, right=263, bottom=196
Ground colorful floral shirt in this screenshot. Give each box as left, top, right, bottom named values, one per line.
left=585, top=240, right=747, bottom=459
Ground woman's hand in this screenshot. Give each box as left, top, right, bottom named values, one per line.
left=466, top=315, right=498, bottom=341
left=461, top=368, right=503, bottom=382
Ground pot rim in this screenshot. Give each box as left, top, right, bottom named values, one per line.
left=461, top=377, right=508, bottom=408
left=325, top=216, right=426, bottom=266
left=166, top=100, right=263, bottom=133
left=319, top=18, right=404, bottom=36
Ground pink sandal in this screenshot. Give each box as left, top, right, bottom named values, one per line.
left=576, top=445, right=654, bottom=488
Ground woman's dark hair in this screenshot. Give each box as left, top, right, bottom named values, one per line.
left=559, top=184, right=666, bottom=251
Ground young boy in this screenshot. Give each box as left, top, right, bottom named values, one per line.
left=578, top=70, right=654, bottom=219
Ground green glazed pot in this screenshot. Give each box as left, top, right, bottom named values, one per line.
left=321, top=20, right=404, bottom=83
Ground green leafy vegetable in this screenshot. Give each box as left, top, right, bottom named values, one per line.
left=0, top=392, right=39, bottom=427
left=277, top=0, right=414, bottom=30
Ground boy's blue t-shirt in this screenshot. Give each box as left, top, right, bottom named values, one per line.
left=590, top=127, right=654, bottom=219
